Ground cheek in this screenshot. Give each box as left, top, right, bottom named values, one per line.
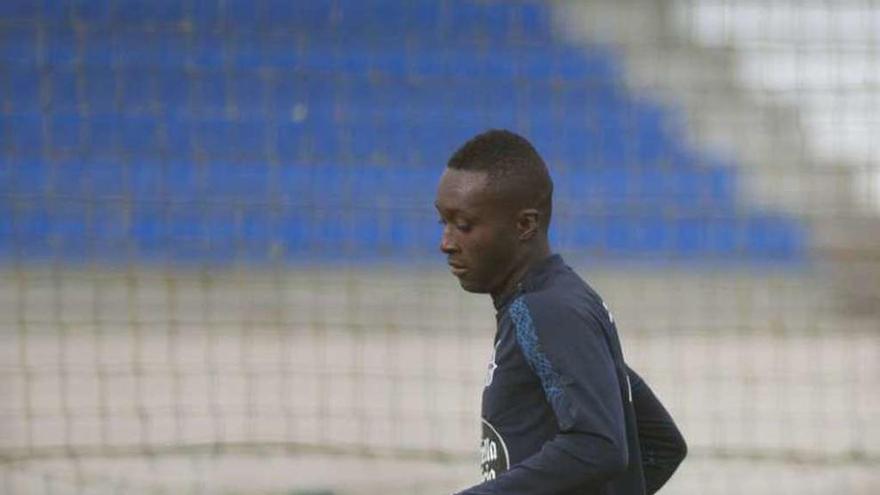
left=470, top=227, right=515, bottom=265
left=454, top=232, right=485, bottom=261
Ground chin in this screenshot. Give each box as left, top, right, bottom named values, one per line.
left=458, top=278, right=490, bottom=294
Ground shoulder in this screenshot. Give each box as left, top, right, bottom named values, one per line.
left=504, top=293, right=583, bottom=353
left=523, top=272, right=605, bottom=326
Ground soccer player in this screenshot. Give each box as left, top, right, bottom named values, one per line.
left=435, top=130, right=686, bottom=494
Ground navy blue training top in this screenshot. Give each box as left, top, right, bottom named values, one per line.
left=457, top=254, right=646, bottom=495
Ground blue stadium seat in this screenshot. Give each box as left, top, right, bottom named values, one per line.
left=81, top=159, right=128, bottom=198
left=202, top=162, right=271, bottom=200
left=275, top=122, right=306, bottom=159
left=84, top=116, right=121, bottom=157
left=226, top=72, right=267, bottom=119
left=200, top=121, right=269, bottom=160
left=262, top=0, right=332, bottom=29
left=162, top=120, right=193, bottom=157
left=217, top=0, right=262, bottom=30
left=673, top=215, right=713, bottom=255
left=2, top=116, right=44, bottom=155
left=7, top=68, right=42, bottom=113
left=47, top=69, right=80, bottom=115
left=80, top=68, right=118, bottom=114
left=116, top=117, right=161, bottom=156
left=44, top=26, right=82, bottom=67
left=47, top=158, right=89, bottom=197
left=389, top=208, right=438, bottom=255
left=7, top=202, right=51, bottom=248
left=0, top=164, right=13, bottom=196
left=0, top=0, right=43, bottom=20
left=70, top=0, right=113, bottom=25
left=89, top=202, right=131, bottom=243
left=124, top=160, right=165, bottom=200
left=112, top=0, right=186, bottom=25
left=603, top=215, right=666, bottom=254
left=551, top=212, right=601, bottom=253
left=0, top=202, right=12, bottom=253
left=238, top=204, right=279, bottom=241
left=0, top=0, right=806, bottom=264
left=185, top=31, right=230, bottom=69
left=269, top=74, right=347, bottom=118
left=276, top=210, right=309, bottom=254
left=273, top=164, right=320, bottom=205
left=745, top=215, right=804, bottom=259
left=189, top=74, right=227, bottom=117
left=192, top=120, right=231, bottom=157
left=1, top=160, right=49, bottom=195
left=43, top=199, right=90, bottom=252
left=157, top=161, right=204, bottom=200
left=0, top=25, right=38, bottom=65
left=447, top=2, right=503, bottom=38
left=119, top=69, right=155, bottom=113
left=47, top=115, right=85, bottom=155
left=154, top=71, right=190, bottom=116
left=118, top=31, right=191, bottom=69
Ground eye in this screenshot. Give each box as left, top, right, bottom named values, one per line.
left=456, top=223, right=472, bottom=233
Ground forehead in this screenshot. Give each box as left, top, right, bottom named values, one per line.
left=435, top=169, right=494, bottom=213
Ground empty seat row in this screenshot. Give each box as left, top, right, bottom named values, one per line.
left=3, top=68, right=630, bottom=127
left=0, top=117, right=693, bottom=168
left=2, top=36, right=616, bottom=81
left=0, top=0, right=554, bottom=42
left=1, top=198, right=804, bottom=262
left=0, top=0, right=808, bottom=265
left=2, top=64, right=619, bottom=98
left=2, top=160, right=736, bottom=208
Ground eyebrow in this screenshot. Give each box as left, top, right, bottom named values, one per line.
left=435, top=201, right=458, bottom=213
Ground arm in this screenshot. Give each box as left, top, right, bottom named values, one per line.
left=627, top=366, right=687, bottom=494
left=457, top=297, right=629, bottom=494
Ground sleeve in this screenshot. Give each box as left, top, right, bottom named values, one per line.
left=456, top=296, right=629, bottom=495
left=627, top=366, right=687, bottom=495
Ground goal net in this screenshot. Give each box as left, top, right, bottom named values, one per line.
left=1, top=1, right=878, bottom=494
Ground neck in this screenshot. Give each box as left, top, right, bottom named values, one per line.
left=490, top=240, right=551, bottom=306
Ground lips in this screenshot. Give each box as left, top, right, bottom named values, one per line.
left=448, top=261, right=468, bottom=277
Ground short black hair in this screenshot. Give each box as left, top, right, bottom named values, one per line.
left=447, top=129, right=553, bottom=232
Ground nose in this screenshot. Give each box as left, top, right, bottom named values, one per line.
left=440, top=225, right=458, bottom=254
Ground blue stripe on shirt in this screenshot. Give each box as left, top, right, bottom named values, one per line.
left=509, top=296, right=570, bottom=425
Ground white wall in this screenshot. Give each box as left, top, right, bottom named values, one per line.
left=673, top=0, right=880, bottom=211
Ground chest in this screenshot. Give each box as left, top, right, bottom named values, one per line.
left=481, top=323, right=543, bottom=414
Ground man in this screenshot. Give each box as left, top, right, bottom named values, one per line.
left=435, top=130, right=686, bottom=494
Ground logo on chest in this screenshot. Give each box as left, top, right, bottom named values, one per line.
left=480, top=418, right=510, bottom=480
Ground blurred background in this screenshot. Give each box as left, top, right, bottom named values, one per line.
left=1, top=0, right=878, bottom=494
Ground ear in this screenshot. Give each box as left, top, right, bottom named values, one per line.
left=516, top=208, right=540, bottom=240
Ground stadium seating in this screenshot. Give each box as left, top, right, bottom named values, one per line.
left=0, top=0, right=805, bottom=264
